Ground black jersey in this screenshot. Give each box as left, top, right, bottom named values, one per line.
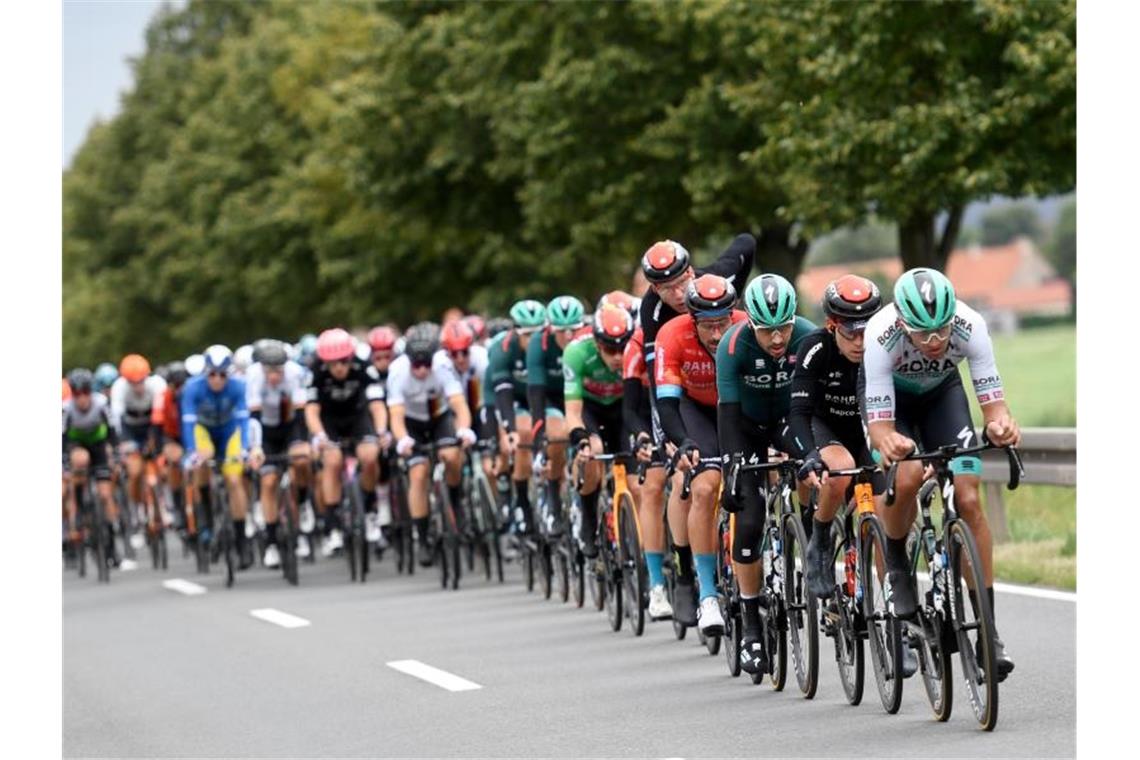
left=788, top=328, right=863, bottom=454
left=304, top=359, right=385, bottom=418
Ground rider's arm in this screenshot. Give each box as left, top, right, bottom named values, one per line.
left=653, top=320, right=688, bottom=446
left=622, top=378, right=648, bottom=438
left=488, top=338, right=518, bottom=433
left=231, top=379, right=251, bottom=451
left=447, top=395, right=472, bottom=432
left=389, top=404, right=408, bottom=442
left=705, top=232, right=756, bottom=288
left=365, top=365, right=388, bottom=435
left=959, top=304, right=1016, bottom=438
left=109, top=377, right=127, bottom=438
left=180, top=382, right=198, bottom=456
left=526, top=331, right=549, bottom=442
left=861, top=313, right=900, bottom=455
left=565, top=398, right=586, bottom=444
left=303, top=373, right=325, bottom=440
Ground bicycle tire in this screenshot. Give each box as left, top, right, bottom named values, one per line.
left=539, top=541, right=553, bottom=600
left=569, top=536, right=585, bottom=608
left=604, top=545, right=622, bottom=632
left=948, top=517, right=999, bottom=731
left=524, top=541, right=536, bottom=592
left=782, top=511, right=819, bottom=699
left=764, top=525, right=786, bottom=689
left=915, top=532, right=953, bottom=722
left=618, top=494, right=645, bottom=636
left=115, top=478, right=137, bottom=561
left=278, top=480, right=299, bottom=586
left=860, top=515, right=903, bottom=714
left=93, top=488, right=110, bottom=583
left=832, top=520, right=864, bottom=705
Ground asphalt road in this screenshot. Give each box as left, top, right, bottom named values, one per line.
left=64, top=543, right=1075, bottom=758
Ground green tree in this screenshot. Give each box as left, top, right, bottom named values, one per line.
left=807, top=219, right=898, bottom=267
left=979, top=202, right=1044, bottom=246
left=1047, top=198, right=1076, bottom=314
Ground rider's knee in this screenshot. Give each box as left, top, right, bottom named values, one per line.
left=690, top=472, right=721, bottom=509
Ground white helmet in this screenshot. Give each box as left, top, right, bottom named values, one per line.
left=354, top=339, right=372, bottom=362
left=233, top=344, right=254, bottom=373
left=203, top=344, right=234, bottom=374
left=185, top=353, right=206, bottom=377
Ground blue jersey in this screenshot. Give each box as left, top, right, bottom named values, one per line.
left=181, top=375, right=250, bottom=452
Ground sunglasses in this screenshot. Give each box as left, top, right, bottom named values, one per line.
left=903, top=323, right=952, bottom=345
left=207, top=370, right=227, bottom=378
left=73, top=389, right=92, bottom=397
left=748, top=319, right=794, bottom=336
left=411, top=359, right=432, bottom=370
left=448, top=349, right=469, bottom=359
left=516, top=326, right=541, bottom=337
left=835, top=323, right=865, bottom=340
left=329, top=358, right=352, bottom=367
left=372, top=351, right=393, bottom=361
left=598, top=342, right=624, bottom=355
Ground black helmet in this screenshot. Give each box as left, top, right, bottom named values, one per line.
left=68, top=367, right=94, bottom=393
left=823, top=274, right=882, bottom=329
left=404, top=322, right=440, bottom=363
left=684, top=274, right=737, bottom=318
left=253, top=338, right=289, bottom=367
left=485, top=317, right=513, bottom=339
left=641, top=240, right=692, bottom=284
left=166, top=361, right=189, bottom=387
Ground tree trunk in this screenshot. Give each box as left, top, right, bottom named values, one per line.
left=755, top=223, right=809, bottom=282
left=898, top=205, right=964, bottom=272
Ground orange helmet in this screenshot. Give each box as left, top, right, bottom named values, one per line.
left=62, top=377, right=72, bottom=402
left=440, top=320, right=475, bottom=353
left=598, top=290, right=637, bottom=315
left=119, top=354, right=151, bottom=383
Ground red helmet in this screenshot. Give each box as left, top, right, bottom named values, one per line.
left=367, top=326, right=398, bottom=352
left=440, top=320, right=475, bottom=352
left=316, top=328, right=356, bottom=362
left=592, top=304, right=635, bottom=349
left=62, top=377, right=72, bottom=402
left=119, top=354, right=151, bottom=383
left=462, top=314, right=486, bottom=341
left=598, top=290, right=637, bottom=315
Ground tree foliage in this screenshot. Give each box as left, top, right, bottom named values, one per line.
left=63, top=0, right=1076, bottom=368
left=979, top=202, right=1044, bottom=246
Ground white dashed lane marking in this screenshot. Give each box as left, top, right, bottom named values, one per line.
left=386, top=660, right=482, bottom=692
left=250, top=608, right=311, bottom=628
left=162, top=579, right=207, bottom=596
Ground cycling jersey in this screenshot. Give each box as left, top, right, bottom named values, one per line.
left=305, top=359, right=385, bottom=419
left=621, top=327, right=654, bottom=443
left=245, top=361, right=307, bottom=429
left=432, top=344, right=488, bottom=417
left=487, top=330, right=531, bottom=430
left=386, top=353, right=463, bottom=423
left=527, top=326, right=584, bottom=437
left=109, top=375, right=166, bottom=442
left=788, top=328, right=864, bottom=456
left=862, top=302, right=1004, bottom=423
left=62, top=394, right=115, bottom=448
left=655, top=310, right=749, bottom=408
left=180, top=375, right=251, bottom=455
left=158, top=387, right=183, bottom=442
left=562, top=336, right=623, bottom=406
left=716, top=316, right=816, bottom=428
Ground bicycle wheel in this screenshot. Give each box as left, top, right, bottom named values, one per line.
left=556, top=546, right=569, bottom=602
left=618, top=495, right=645, bottom=637
left=194, top=500, right=210, bottom=575
left=782, top=511, right=819, bottom=699
left=667, top=573, right=688, bottom=640
left=763, top=525, right=786, bottom=689
left=830, top=524, right=863, bottom=705
left=725, top=593, right=742, bottom=677
left=93, top=490, right=110, bottom=583
left=604, top=543, right=623, bottom=632
left=914, top=534, right=953, bottom=722
left=279, top=481, right=299, bottom=586
left=437, top=539, right=449, bottom=589
left=115, top=479, right=137, bottom=561
left=704, top=614, right=721, bottom=655
left=859, top=515, right=903, bottom=714
left=477, top=475, right=498, bottom=581
left=947, top=518, right=999, bottom=731
left=524, top=540, right=536, bottom=592
left=569, top=535, right=585, bottom=608
left=539, top=540, right=553, bottom=599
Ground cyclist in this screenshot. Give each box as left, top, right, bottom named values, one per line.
left=861, top=267, right=1020, bottom=680
left=716, top=274, right=816, bottom=674
left=486, top=300, right=548, bottom=533
left=109, top=354, right=167, bottom=547
left=246, top=339, right=311, bottom=569
left=62, top=377, right=72, bottom=406
left=368, top=326, right=399, bottom=380
left=622, top=323, right=674, bottom=620
left=463, top=314, right=487, bottom=345
left=485, top=316, right=514, bottom=343
left=389, top=323, right=476, bottom=563
left=438, top=319, right=493, bottom=502
left=157, top=362, right=190, bottom=535
left=94, top=362, right=118, bottom=401
left=654, top=274, right=748, bottom=632
left=304, top=328, right=388, bottom=556
left=185, top=353, right=205, bottom=378
left=63, top=368, right=120, bottom=567
left=598, top=290, right=640, bottom=321
left=565, top=305, right=634, bottom=559
left=181, top=345, right=254, bottom=569
left=233, top=344, right=254, bottom=378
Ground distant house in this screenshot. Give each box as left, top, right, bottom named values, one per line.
left=795, top=238, right=1071, bottom=332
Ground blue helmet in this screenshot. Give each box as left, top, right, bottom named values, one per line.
left=203, top=344, right=234, bottom=374
left=93, top=363, right=118, bottom=392
left=297, top=334, right=318, bottom=361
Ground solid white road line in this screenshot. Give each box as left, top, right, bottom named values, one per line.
left=162, top=578, right=207, bottom=596
left=386, top=660, right=482, bottom=692
left=250, top=608, right=311, bottom=629
left=993, top=580, right=1076, bottom=603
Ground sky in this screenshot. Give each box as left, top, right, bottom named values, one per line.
left=63, top=0, right=174, bottom=168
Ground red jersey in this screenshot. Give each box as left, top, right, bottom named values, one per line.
left=654, top=310, right=747, bottom=407
left=623, top=327, right=648, bottom=387
left=160, top=387, right=182, bottom=439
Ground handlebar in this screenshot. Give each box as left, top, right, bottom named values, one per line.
left=725, top=454, right=801, bottom=499
left=884, top=442, right=1023, bottom=506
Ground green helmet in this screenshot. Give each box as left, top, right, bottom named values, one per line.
left=546, top=295, right=585, bottom=329
left=509, top=299, right=547, bottom=330
left=894, top=268, right=956, bottom=330
left=743, top=274, right=797, bottom=327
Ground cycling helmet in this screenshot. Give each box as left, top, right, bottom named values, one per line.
left=894, top=268, right=956, bottom=330
left=62, top=377, right=72, bottom=402
left=185, top=353, right=206, bottom=376
left=93, top=363, right=118, bottom=391
left=743, top=274, right=797, bottom=327
left=485, top=317, right=513, bottom=339
left=367, top=325, right=398, bottom=352
left=404, top=322, right=440, bottom=363
left=119, top=354, right=151, bottom=383
left=547, top=296, right=585, bottom=329
left=203, top=345, right=234, bottom=374
left=440, top=320, right=476, bottom=352
left=684, top=274, right=737, bottom=319
left=823, top=274, right=882, bottom=328
left=316, top=328, right=355, bottom=363
left=253, top=339, right=289, bottom=367
left=233, top=344, right=254, bottom=373
left=593, top=304, right=635, bottom=349
left=462, top=314, right=487, bottom=341
left=354, top=339, right=372, bottom=362
left=166, top=361, right=189, bottom=387
left=641, top=240, right=692, bottom=283
left=297, top=333, right=319, bottom=361
left=509, top=299, right=547, bottom=330
left=597, top=290, right=638, bottom=316
left=68, top=368, right=94, bottom=394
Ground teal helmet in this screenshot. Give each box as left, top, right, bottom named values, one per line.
left=297, top=333, right=319, bottom=361
left=743, top=274, right=797, bottom=327
left=509, top=299, right=547, bottom=330
left=894, top=268, right=956, bottom=330
left=546, top=295, right=585, bottom=329
left=93, top=362, right=119, bottom=392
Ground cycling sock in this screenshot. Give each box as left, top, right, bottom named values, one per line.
left=645, top=552, right=665, bottom=587
left=234, top=520, right=247, bottom=549
left=580, top=490, right=599, bottom=540
left=514, top=480, right=530, bottom=510
left=549, top=480, right=563, bottom=513
left=297, top=485, right=310, bottom=506
left=198, top=485, right=210, bottom=511
left=885, top=535, right=909, bottom=571
left=266, top=522, right=278, bottom=547
left=675, top=543, right=694, bottom=582
left=695, top=553, right=718, bottom=601
left=741, top=594, right=762, bottom=637
left=414, top=516, right=430, bottom=543
left=363, top=488, right=377, bottom=514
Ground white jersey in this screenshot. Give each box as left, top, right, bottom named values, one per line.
left=245, top=361, right=307, bottom=428
left=432, top=344, right=489, bottom=410
left=386, top=354, right=463, bottom=423
left=862, top=302, right=1004, bottom=423
left=109, top=375, right=167, bottom=432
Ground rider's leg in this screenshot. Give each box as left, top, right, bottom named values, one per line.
left=545, top=413, right=568, bottom=515
left=688, top=469, right=722, bottom=601
left=639, top=464, right=667, bottom=587
left=575, top=433, right=605, bottom=555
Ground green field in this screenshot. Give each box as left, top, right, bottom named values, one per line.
left=964, top=324, right=1076, bottom=428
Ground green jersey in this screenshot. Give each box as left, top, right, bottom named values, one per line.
left=486, top=330, right=530, bottom=405
left=526, top=327, right=566, bottom=406
left=716, top=316, right=816, bottom=425
left=562, top=336, right=623, bottom=406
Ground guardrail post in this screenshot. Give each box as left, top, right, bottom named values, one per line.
left=984, top=481, right=1010, bottom=543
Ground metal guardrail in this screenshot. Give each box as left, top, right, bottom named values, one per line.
left=979, top=427, right=1075, bottom=542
